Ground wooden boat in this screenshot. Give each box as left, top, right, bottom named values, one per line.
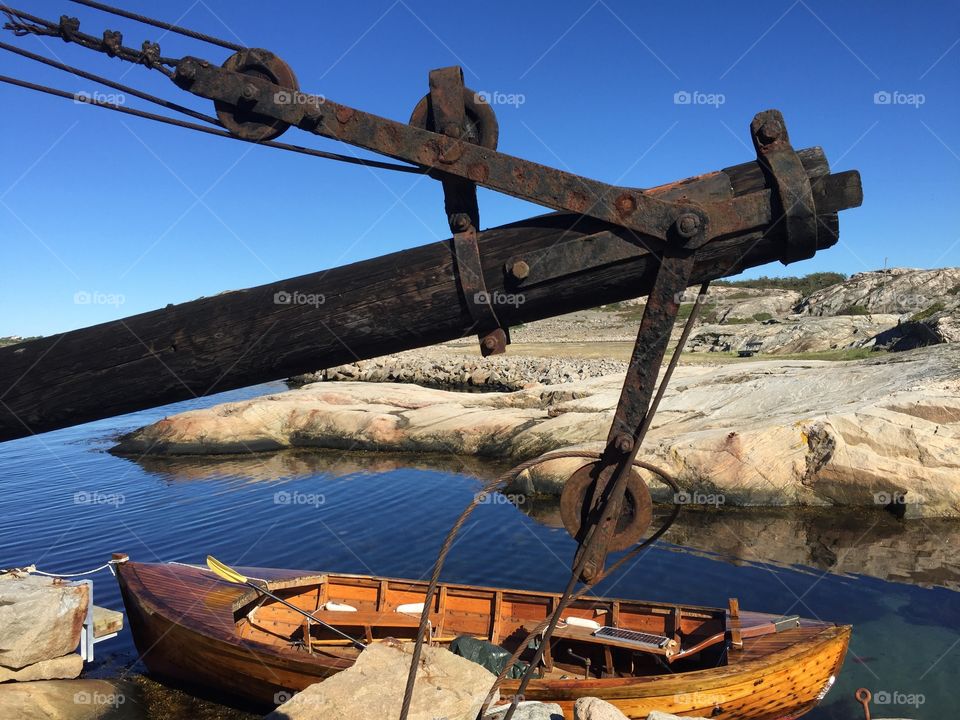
left=114, top=554, right=850, bottom=719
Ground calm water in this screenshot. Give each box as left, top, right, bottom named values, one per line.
left=1, top=382, right=957, bottom=719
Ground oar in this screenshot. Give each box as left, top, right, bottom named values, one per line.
left=206, top=555, right=366, bottom=650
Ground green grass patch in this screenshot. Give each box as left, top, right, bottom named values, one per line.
left=836, top=304, right=870, bottom=316
left=910, top=302, right=946, bottom=322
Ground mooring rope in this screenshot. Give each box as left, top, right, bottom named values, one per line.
left=27, top=560, right=119, bottom=577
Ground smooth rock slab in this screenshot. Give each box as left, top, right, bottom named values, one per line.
left=114, top=345, right=960, bottom=516
left=0, top=653, right=83, bottom=682
left=0, top=679, right=126, bottom=720
left=266, top=641, right=497, bottom=720
left=0, top=575, right=88, bottom=670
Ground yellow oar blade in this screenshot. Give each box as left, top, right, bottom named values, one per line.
left=206, top=555, right=248, bottom=584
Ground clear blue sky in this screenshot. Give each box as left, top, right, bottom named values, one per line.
left=1, top=0, right=958, bottom=337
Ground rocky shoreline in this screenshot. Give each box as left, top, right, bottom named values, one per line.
left=290, top=348, right=628, bottom=392
left=114, top=344, right=960, bottom=518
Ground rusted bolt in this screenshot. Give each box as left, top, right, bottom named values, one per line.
left=482, top=336, right=498, bottom=351
left=508, top=260, right=530, bottom=281
left=615, top=193, right=637, bottom=217
left=336, top=106, right=354, bottom=124
left=241, top=83, right=258, bottom=101
left=676, top=213, right=701, bottom=238
left=615, top=434, right=634, bottom=453
left=449, top=213, right=472, bottom=233
left=757, top=119, right=784, bottom=145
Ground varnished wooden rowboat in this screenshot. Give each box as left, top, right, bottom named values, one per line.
left=114, top=555, right=849, bottom=719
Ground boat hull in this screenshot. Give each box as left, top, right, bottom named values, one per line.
left=117, top=560, right=848, bottom=719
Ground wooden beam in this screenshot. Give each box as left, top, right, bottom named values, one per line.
left=0, top=149, right=860, bottom=442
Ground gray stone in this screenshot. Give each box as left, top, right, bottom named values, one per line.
left=266, top=641, right=497, bottom=720
left=0, top=653, right=83, bottom=682
left=0, top=575, right=88, bottom=670
left=483, top=701, right=564, bottom=720
left=573, top=697, right=629, bottom=720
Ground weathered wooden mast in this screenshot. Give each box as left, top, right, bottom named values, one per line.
left=0, top=149, right=858, bottom=442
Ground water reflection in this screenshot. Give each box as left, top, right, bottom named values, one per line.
left=524, top=496, right=960, bottom=592
left=120, top=449, right=960, bottom=593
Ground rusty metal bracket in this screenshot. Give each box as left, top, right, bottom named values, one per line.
left=424, top=66, right=509, bottom=357
left=751, top=110, right=818, bottom=264
left=563, top=244, right=698, bottom=583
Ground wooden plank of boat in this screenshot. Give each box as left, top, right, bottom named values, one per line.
left=113, top=555, right=849, bottom=719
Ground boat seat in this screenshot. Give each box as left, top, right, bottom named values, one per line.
left=551, top=624, right=678, bottom=657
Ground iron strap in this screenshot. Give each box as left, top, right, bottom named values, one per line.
left=751, top=110, right=818, bottom=264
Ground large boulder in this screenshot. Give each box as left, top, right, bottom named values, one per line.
left=684, top=314, right=898, bottom=354
left=795, top=267, right=960, bottom=317
left=0, top=575, right=88, bottom=670
left=266, top=641, right=497, bottom=720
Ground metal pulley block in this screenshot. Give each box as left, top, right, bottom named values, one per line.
left=213, top=49, right=299, bottom=141
left=560, top=461, right=653, bottom=552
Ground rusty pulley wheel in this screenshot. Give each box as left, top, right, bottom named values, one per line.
left=215, top=49, right=299, bottom=141
left=409, top=87, right=499, bottom=151
left=560, top=461, right=653, bottom=552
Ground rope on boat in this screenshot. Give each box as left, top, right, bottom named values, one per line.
left=28, top=560, right=119, bottom=577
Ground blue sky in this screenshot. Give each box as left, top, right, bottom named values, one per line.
left=1, top=0, right=958, bottom=337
